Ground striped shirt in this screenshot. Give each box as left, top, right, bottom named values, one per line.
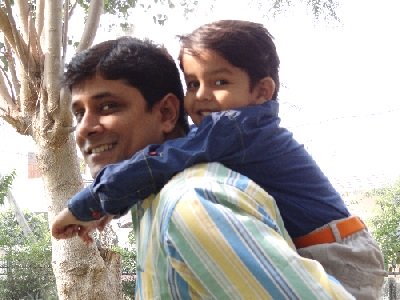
left=132, top=163, right=353, bottom=300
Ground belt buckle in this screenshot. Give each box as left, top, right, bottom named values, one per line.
left=328, top=220, right=344, bottom=242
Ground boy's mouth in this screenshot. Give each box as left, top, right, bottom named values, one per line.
left=200, top=111, right=211, bottom=117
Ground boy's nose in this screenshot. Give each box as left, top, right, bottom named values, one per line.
left=195, top=85, right=212, bottom=102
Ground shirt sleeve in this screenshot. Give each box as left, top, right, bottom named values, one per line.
left=87, top=110, right=251, bottom=218
left=164, top=188, right=354, bottom=299
left=67, top=186, right=105, bottom=221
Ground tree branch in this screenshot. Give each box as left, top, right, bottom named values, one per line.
left=14, top=0, right=29, bottom=41
left=41, top=0, right=63, bottom=138
left=4, top=40, right=20, bottom=102
left=0, top=112, right=32, bottom=136
left=28, top=8, right=43, bottom=63
left=62, top=0, right=70, bottom=67
left=76, top=0, right=104, bottom=53
left=60, top=1, right=74, bottom=133
left=0, top=67, right=17, bottom=110
left=3, top=0, right=29, bottom=69
left=68, top=0, right=79, bottom=21
left=35, top=0, right=45, bottom=45
left=0, top=8, right=18, bottom=52
left=59, top=86, right=73, bottom=131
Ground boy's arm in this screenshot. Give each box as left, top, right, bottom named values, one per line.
left=74, top=109, right=250, bottom=219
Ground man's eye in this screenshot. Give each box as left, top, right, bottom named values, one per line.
left=215, top=80, right=228, bottom=86
left=101, top=103, right=116, bottom=112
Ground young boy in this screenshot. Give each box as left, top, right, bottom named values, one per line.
left=57, top=20, right=384, bottom=298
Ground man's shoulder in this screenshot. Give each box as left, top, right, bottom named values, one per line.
left=163, top=162, right=248, bottom=190
left=159, top=162, right=278, bottom=215
left=150, top=162, right=291, bottom=247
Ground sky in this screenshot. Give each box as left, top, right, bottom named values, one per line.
left=98, top=0, right=400, bottom=191
left=1, top=0, right=399, bottom=207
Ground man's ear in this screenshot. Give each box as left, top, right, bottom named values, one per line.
left=253, top=77, right=276, bottom=104
left=157, top=93, right=180, bottom=134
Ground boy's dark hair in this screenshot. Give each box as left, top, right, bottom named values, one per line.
left=178, top=20, right=280, bottom=100
left=64, top=37, right=189, bottom=132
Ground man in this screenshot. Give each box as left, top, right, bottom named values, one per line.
left=52, top=37, right=354, bottom=299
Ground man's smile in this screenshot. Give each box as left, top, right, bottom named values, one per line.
left=85, top=143, right=116, bottom=155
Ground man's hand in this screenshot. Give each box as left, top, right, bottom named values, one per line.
left=51, top=208, right=106, bottom=245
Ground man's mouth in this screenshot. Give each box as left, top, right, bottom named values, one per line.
left=86, top=143, right=115, bottom=155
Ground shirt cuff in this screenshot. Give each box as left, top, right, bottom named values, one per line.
left=67, top=187, right=105, bottom=221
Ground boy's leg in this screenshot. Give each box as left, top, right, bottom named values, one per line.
left=297, top=218, right=386, bottom=300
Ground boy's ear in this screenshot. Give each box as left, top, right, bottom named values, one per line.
left=157, top=93, right=180, bottom=134
left=254, top=77, right=276, bottom=103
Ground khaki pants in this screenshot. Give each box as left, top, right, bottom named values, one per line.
left=298, top=220, right=386, bottom=300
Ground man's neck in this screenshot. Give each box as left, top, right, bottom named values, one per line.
left=165, top=126, right=186, bottom=140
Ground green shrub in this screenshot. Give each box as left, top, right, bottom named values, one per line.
left=367, top=179, right=400, bottom=269
left=113, top=229, right=137, bottom=300
left=0, top=210, right=57, bottom=300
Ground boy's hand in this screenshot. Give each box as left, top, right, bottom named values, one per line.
left=77, top=215, right=114, bottom=245
left=96, top=215, right=114, bottom=231
left=51, top=208, right=102, bottom=245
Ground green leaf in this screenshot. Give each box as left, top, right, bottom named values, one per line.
left=0, top=170, right=16, bottom=205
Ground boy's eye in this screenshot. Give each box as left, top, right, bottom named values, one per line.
left=186, top=81, right=199, bottom=90
left=215, top=79, right=228, bottom=86
left=73, top=110, right=84, bottom=123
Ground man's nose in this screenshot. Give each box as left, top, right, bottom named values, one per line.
left=76, top=112, right=103, bottom=138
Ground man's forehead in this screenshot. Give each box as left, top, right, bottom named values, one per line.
left=71, top=84, right=116, bottom=110
left=70, top=76, right=122, bottom=103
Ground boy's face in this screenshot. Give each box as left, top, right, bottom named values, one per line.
left=71, top=74, right=166, bottom=178
left=182, top=49, right=264, bottom=126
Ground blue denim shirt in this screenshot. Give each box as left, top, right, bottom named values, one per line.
left=68, top=100, right=349, bottom=238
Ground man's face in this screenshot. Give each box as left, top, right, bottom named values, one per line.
left=182, top=49, right=264, bottom=126
left=71, top=74, right=165, bottom=177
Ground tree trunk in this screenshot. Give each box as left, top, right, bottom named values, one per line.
left=38, top=133, right=123, bottom=300
left=33, top=0, right=123, bottom=297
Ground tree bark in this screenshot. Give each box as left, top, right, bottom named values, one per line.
left=40, top=134, right=123, bottom=300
